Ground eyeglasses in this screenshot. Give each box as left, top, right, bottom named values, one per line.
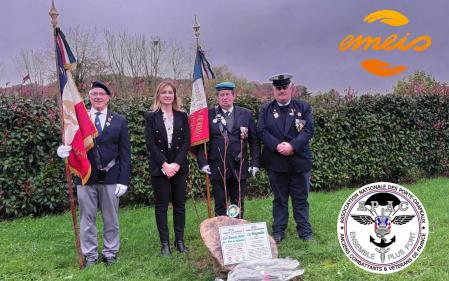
left=275, top=85, right=289, bottom=90
left=89, top=91, right=107, bottom=97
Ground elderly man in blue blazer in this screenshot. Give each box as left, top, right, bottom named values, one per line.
left=57, top=81, right=131, bottom=267
left=197, top=82, right=260, bottom=218
left=258, top=74, right=314, bottom=243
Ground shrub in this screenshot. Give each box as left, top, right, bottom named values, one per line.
left=1, top=91, right=449, bottom=219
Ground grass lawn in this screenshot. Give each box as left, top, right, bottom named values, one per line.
left=1, top=178, right=448, bottom=281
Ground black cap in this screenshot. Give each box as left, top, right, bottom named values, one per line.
left=269, top=73, right=293, bottom=87
left=90, top=80, right=111, bottom=96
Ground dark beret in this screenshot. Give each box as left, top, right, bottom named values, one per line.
left=91, top=80, right=111, bottom=96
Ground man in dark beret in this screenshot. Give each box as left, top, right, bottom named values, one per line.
left=257, top=73, right=314, bottom=243
left=57, top=81, right=131, bottom=267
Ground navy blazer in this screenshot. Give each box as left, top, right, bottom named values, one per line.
left=257, top=99, right=313, bottom=173
left=144, top=109, right=190, bottom=177
left=197, top=105, right=260, bottom=181
left=75, top=111, right=131, bottom=186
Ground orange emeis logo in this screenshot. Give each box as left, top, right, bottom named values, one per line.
left=339, top=10, right=432, bottom=77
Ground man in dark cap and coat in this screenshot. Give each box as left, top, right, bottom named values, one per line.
left=196, top=81, right=260, bottom=218
left=57, top=81, right=131, bottom=267
left=257, top=73, right=314, bottom=243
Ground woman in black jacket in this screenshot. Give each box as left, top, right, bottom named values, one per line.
left=144, top=80, right=190, bottom=256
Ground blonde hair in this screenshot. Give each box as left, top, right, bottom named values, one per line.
left=150, top=80, right=183, bottom=112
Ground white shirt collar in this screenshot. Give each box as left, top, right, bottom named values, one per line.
left=91, top=107, right=108, bottom=116
left=221, top=105, right=234, bottom=114
left=277, top=100, right=291, bottom=107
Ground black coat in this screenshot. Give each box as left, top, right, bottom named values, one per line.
left=197, top=105, right=260, bottom=181
left=144, top=109, right=190, bottom=176
left=257, top=99, right=313, bottom=173
left=74, top=111, right=131, bottom=186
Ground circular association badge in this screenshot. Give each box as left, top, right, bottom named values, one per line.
left=337, top=182, right=428, bottom=274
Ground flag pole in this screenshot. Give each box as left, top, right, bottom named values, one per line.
left=193, top=16, right=212, bottom=218
left=49, top=0, right=84, bottom=269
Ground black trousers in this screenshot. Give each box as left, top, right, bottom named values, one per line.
left=268, top=170, right=312, bottom=238
left=212, top=177, right=247, bottom=218
left=151, top=172, right=187, bottom=243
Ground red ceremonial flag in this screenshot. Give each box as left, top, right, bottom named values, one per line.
left=189, top=47, right=215, bottom=146
left=56, top=28, right=97, bottom=184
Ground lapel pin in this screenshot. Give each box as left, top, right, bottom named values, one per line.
left=289, top=108, right=295, bottom=116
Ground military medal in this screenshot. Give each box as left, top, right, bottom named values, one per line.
left=297, top=112, right=302, bottom=117
left=106, top=115, right=113, bottom=127
left=227, top=204, right=240, bottom=218
left=295, top=119, right=305, bottom=132
left=289, top=108, right=295, bottom=116
left=273, top=109, right=279, bottom=119
left=239, top=126, right=248, bottom=140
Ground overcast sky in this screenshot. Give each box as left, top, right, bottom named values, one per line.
left=1, top=0, right=448, bottom=93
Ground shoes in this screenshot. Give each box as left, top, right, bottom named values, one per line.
left=83, top=257, right=98, bottom=269
left=273, top=234, right=284, bottom=244
left=174, top=240, right=189, bottom=253
left=299, top=235, right=314, bottom=241
left=102, top=255, right=117, bottom=266
left=160, top=242, right=172, bottom=256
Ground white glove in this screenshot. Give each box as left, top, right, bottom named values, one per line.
left=201, top=165, right=212, bottom=175
left=251, top=167, right=260, bottom=177
left=248, top=167, right=260, bottom=177
left=115, top=184, right=128, bottom=197
left=57, top=145, right=72, bottom=158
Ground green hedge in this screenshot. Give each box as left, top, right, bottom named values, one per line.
left=1, top=92, right=449, bottom=219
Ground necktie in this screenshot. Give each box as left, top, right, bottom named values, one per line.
left=279, top=105, right=288, bottom=128
left=95, top=112, right=102, bottom=134
left=224, top=111, right=233, bottom=129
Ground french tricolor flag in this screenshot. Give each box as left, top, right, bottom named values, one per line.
left=189, top=47, right=215, bottom=146
left=56, top=28, right=97, bottom=184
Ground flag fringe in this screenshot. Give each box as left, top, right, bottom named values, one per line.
left=69, top=164, right=92, bottom=185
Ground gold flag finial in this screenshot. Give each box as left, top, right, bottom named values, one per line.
left=193, top=15, right=201, bottom=47
left=49, top=0, right=59, bottom=27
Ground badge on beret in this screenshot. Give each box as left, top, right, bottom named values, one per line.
left=269, top=73, right=293, bottom=87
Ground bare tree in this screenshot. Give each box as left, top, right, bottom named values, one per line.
left=14, top=49, right=51, bottom=86
left=0, top=61, right=3, bottom=83
left=67, top=25, right=107, bottom=87
left=166, top=40, right=189, bottom=80
left=104, top=29, right=127, bottom=91
left=150, top=36, right=164, bottom=82
left=140, top=36, right=164, bottom=89
left=124, top=33, right=146, bottom=79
